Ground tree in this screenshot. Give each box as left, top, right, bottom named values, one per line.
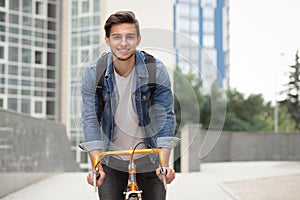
left=174, top=66, right=204, bottom=132
left=279, top=50, right=300, bottom=130
left=222, top=89, right=274, bottom=131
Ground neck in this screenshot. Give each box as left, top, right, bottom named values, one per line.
left=113, top=55, right=135, bottom=77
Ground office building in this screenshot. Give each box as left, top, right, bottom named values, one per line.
left=0, top=0, right=60, bottom=120
left=174, top=0, right=230, bottom=88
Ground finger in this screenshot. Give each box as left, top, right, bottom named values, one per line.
left=166, top=168, right=175, bottom=184
left=96, top=171, right=106, bottom=186
left=156, top=168, right=163, bottom=181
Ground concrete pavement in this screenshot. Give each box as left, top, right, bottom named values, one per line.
left=2, top=161, right=300, bottom=200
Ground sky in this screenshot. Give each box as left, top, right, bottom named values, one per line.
left=229, top=0, right=300, bottom=103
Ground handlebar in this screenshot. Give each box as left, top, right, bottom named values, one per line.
left=92, top=148, right=167, bottom=193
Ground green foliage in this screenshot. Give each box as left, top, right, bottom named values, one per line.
left=174, top=66, right=204, bottom=134
left=279, top=51, right=300, bottom=130
left=223, top=90, right=273, bottom=131
left=174, top=68, right=298, bottom=132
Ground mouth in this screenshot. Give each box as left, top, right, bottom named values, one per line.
left=117, top=48, right=131, bottom=55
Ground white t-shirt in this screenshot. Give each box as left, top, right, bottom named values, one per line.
left=109, top=68, right=146, bottom=159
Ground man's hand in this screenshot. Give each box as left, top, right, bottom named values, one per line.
left=86, top=170, right=106, bottom=187
left=156, top=166, right=176, bottom=184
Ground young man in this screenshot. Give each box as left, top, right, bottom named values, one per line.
left=81, top=11, right=179, bottom=200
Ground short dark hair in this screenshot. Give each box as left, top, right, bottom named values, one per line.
left=104, top=11, right=140, bottom=38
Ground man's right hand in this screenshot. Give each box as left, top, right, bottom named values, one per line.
left=87, top=150, right=106, bottom=187
left=86, top=170, right=106, bottom=187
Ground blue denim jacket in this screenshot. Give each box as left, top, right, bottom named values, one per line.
left=81, top=50, right=179, bottom=152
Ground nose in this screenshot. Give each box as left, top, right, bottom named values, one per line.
left=120, top=36, right=127, bottom=46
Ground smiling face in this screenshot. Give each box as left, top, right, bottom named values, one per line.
left=105, top=23, right=141, bottom=61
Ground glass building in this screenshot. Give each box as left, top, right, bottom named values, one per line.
left=67, top=0, right=101, bottom=168
left=0, top=0, right=60, bottom=120
left=174, top=0, right=230, bottom=88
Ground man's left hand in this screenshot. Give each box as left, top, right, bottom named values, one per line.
left=156, top=167, right=176, bottom=184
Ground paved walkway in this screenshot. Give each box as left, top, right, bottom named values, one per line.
left=2, top=161, right=300, bottom=200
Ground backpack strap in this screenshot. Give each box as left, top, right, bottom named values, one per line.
left=141, top=51, right=156, bottom=106
left=95, top=53, right=108, bottom=122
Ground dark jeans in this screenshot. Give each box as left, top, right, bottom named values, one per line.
left=98, top=156, right=166, bottom=200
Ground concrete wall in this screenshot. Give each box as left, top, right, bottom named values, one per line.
left=180, top=124, right=300, bottom=172
left=0, top=109, right=78, bottom=198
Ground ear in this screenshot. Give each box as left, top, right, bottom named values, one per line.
left=105, top=36, right=110, bottom=46
left=137, top=36, right=141, bottom=46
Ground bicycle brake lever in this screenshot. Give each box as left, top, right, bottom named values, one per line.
left=160, top=167, right=167, bottom=190
left=93, top=168, right=100, bottom=193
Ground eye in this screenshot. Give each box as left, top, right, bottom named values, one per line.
left=111, top=35, right=121, bottom=40
left=126, top=34, right=136, bottom=40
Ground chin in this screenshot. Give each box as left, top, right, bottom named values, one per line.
left=116, top=52, right=135, bottom=61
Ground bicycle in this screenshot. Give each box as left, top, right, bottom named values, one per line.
left=92, top=146, right=168, bottom=200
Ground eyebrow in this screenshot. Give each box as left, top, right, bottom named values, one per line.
left=111, top=33, right=136, bottom=36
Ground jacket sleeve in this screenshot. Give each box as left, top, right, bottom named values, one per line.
left=153, top=60, right=180, bottom=148
left=80, top=61, right=104, bottom=152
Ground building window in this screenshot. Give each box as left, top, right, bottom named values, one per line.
left=35, top=51, right=42, bottom=64
left=8, top=98, right=18, bottom=111
left=9, top=0, right=19, bottom=11
left=81, top=50, right=89, bottom=62
left=47, top=21, right=55, bottom=31
left=48, top=4, right=56, bottom=18
left=0, top=98, right=3, bottom=108
left=8, top=65, right=18, bottom=75
left=22, top=80, right=31, bottom=86
left=0, top=46, right=3, bottom=59
left=35, top=1, right=43, bottom=15
left=72, top=1, right=78, bottom=15
left=46, top=101, right=55, bottom=115
left=35, top=101, right=43, bottom=113
left=0, top=64, right=4, bottom=74
left=23, top=0, right=32, bottom=13
left=22, top=48, right=31, bottom=63
left=21, top=99, right=31, bottom=114
left=22, top=90, right=31, bottom=96
left=203, top=7, right=214, bottom=19
left=34, top=68, right=44, bottom=78
left=22, top=67, right=31, bottom=77
left=203, top=34, right=215, bottom=48
left=203, top=20, right=214, bottom=33
left=94, top=0, right=100, bottom=12
left=47, top=52, right=55, bottom=66
left=47, top=70, right=55, bottom=79
left=8, top=79, right=18, bottom=85
left=8, top=87, right=18, bottom=93
left=35, top=19, right=44, bottom=29
left=23, top=16, right=32, bottom=26
left=82, top=0, right=89, bottom=13
left=81, top=17, right=91, bottom=27
left=9, top=14, right=19, bottom=24
left=0, top=12, right=5, bottom=22
left=9, top=47, right=18, bottom=62
left=0, top=0, right=5, bottom=7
